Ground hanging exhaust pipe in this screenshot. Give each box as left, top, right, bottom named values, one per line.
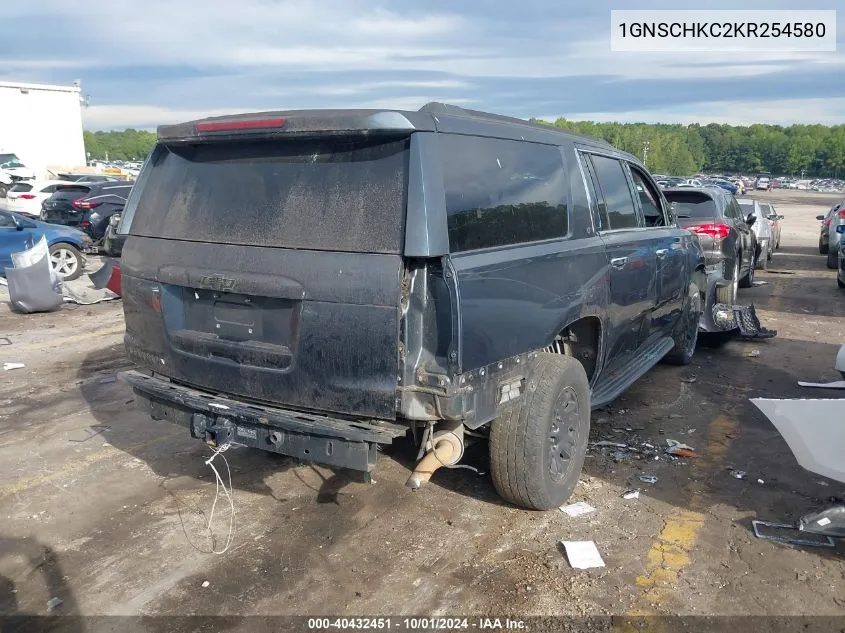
left=406, top=420, right=465, bottom=489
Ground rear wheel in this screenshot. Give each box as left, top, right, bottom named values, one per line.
left=838, top=276, right=845, bottom=289
left=715, top=259, right=739, bottom=304
left=827, top=248, right=839, bottom=270
left=49, top=243, right=84, bottom=281
left=739, top=252, right=756, bottom=288
left=489, top=353, right=590, bottom=510
left=820, top=240, right=829, bottom=254
left=0, top=184, right=8, bottom=198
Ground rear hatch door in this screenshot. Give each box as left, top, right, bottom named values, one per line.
left=666, top=190, right=720, bottom=255
left=121, top=132, right=410, bottom=420
left=41, top=184, right=93, bottom=224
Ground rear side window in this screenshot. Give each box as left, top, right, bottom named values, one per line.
left=40, top=185, right=59, bottom=194
left=126, top=137, right=409, bottom=254
left=55, top=185, right=91, bottom=199
left=441, top=135, right=568, bottom=253
left=9, top=183, right=33, bottom=193
left=664, top=191, right=719, bottom=219
left=589, top=155, right=639, bottom=230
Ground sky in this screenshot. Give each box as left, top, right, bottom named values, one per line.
left=2, top=0, right=844, bottom=130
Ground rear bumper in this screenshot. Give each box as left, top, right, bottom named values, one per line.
left=121, top=370, right=408, bottom=472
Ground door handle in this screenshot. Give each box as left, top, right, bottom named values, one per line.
left=610, top=257, right=628, bottom=269
left=655, top=249, right=669, bottom=258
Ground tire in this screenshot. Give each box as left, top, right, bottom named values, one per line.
left=48, top=243, right=84, bottom=281
left=489, top=353, right=590, bottom=510
left=715, top=258, right=739, bottom=304
left=838, top=276, right=845, bottom=289
left=827, top=248, right=839, bottom=270
left=739, top=252, right=755, bottom=288
left=820, top=240, right=829, bottom=255
left=663, top=283, right=701, bottom=366
left=0, top=184, right=8, bottom=199
left=760, top=251, right=769, bottom=269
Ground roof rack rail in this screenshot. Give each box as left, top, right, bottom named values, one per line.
left=418, top=102, right=613, bottom=149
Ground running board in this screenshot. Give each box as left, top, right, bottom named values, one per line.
left=590, top=337, right=674, bottom=409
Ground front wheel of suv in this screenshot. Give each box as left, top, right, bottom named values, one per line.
left=739, top=252, right=756, bottom=288
left=827, top=248, right=839, bottom=270
left=715, top=259, right=739, bottom=304
left=489, top=353, right=590, bottom=511
left=664, top=283, right=701, bottom=366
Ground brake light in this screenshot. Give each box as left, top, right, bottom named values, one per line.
left=826, top=219, right=832, bottom=227
left=196, top=117, right=286, bottom=132
left=838, top=210, right=845, bottom=218
left=72, top=198, right=101, bottom=210
left=80, top=220, right=91, bottom=230
left=19, top=194, right=36, bottom=199
left=689, top=223, right=731, bottom=240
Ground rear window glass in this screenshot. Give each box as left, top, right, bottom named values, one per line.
left=55, top=185, right=91, bottom=198
left=738, top=201, right=755, bottom=215
left=441, top=135, right=568, bottom=253
left=125, top=137, right=409, bottom=254
left=9, top=183, right=33, bottom=193
left=664, top=191, right=719, bottom=219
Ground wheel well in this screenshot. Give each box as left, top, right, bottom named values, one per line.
left=545, top=317, right=601, bottom=384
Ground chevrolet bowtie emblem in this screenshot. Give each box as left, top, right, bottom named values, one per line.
left=198, top=274, right=236, bottom=292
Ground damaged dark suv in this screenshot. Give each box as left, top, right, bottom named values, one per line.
left=118, top=103, right=705, bottom=510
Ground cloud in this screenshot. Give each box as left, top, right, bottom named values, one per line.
left=3, top=0, right=845, bottom=128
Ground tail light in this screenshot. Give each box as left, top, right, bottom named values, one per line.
left=826, top=219, right=832, bottom=227
left=689, top=223, right=731, bottom=241
left=19, top=194, right=36, bottom=200
left=72, top=198, right=101, bottom=210
left=80, top=220, right=91, bottom=230
left=838, top=210, right=845, bottom=219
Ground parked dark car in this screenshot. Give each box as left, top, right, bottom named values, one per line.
left=102, top=213, right=126, bottom=257
left=118, top=103, right=706, bottom=510
left=41, top=182, right=134, bottom=241
left=663, top=187, right=757, bottom=309
left=838, top=225, right=845, bottom=289
left=55, top=173, right=122, bottom=183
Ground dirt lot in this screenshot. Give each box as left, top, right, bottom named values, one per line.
left=1, top=189, right=844, bottom=627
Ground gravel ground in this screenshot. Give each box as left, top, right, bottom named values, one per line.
left=0, top=189, right=843, bottom=629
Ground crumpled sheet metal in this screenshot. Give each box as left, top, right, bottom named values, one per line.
left=4, top=236, right=64, bottom=314
left=751, top=398, right=845, bottom=485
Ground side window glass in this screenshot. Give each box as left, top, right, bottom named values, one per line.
left=41, top=185, right=57, bottom=194
left=442, top=135, right=568, bottom=253
left=0, top=213, right=16, bottom=228
left=580, top=153, right=608, bottom=231
left=589, top=155, right=639, bottom=230
left=630, top=167, right=665, bottom=227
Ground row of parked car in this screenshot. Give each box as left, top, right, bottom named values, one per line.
left=0, top=174, right=132, bottom=280
left=817, top=198, right=845, bottom=289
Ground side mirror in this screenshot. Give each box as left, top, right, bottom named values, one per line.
left=816, top=215, right=825, bottom=220
left=745, top=213, right=756, bottom=227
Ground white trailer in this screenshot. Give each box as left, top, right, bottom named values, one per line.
left=0, top=80, right=87, bottom=194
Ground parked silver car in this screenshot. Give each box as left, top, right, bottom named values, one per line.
left=817, top=200, right=845, bottom=269
left=737, top=198, right=773, bottom=269
left=757, top=202, right=783, bottom=254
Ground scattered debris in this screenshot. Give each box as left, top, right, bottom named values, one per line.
left=560, top=501, right=596, bottom=517
left=665, top=439, right=697, bottom=457
left=796, top=380, right=845, bottom=389
left=748, top=350, right=760, bottom=358
left=46, top=597, right=63, bottom=611
left=560, top=540, right=606, bottom=569
left=622, top=490, right=640, bottom=500
left=799, top=506, right=845, bottom=537
left=3, top=362, right=25, bottom=371
left=751, top=280, right=769, bottom=286
left=0, top=337, right=11, bottom=346
left=757, top=479, right=765, bottom=485
left=680, top=375, right=697, bottom=384
left=201, top=580, right=210, bottom=588
left=729, top=469, right=746, bottom=479
left=751, top=520, right=835, bottom=548
left=593, top=440, right=628, bottom=448
left=639, top=474, right=658, bottom=484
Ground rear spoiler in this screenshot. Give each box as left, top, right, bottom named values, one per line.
left=157, top=109, right=437, bottom=143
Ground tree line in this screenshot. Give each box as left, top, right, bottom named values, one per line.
left=531, top=118, right=845, bottom=178
left=84, top=120, right=845, bottom=178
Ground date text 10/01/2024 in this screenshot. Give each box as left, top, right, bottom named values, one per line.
left=307, top=618, right=527, bottom=630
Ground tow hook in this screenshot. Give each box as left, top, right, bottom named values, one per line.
left=406, top=420, right=465, bottom=489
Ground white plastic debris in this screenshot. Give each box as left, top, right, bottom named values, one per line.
left=797, top=380, right=845, bottom=389
left=560, top=501, right=596, bottom=517
left=201, top=580, right=210, bottom=588
left=3, top=363, right=25, bottom=371
left=47, top=597, right=63, bottom=611
left=817, top=517, right=832, bottom=527
left=748, top=350, right=761, bottom=358
left=639, top=474, right=658, bottom=484
left=622, top=490, right=640, bottom=500
left=730, top=469, right=746, bottom=479
left=560, top=540, right=605, bottom=569
left=593, top=441, right=628, bottom=448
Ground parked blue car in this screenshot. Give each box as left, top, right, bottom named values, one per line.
left=0, top=209, right=92, bottom=281
left=706, top=179, right=738, bottom=195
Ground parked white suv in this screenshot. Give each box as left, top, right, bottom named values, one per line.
left=0, top=152, right=36, bottom=198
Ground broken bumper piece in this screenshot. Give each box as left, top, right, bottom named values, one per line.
left=711, top=303, right=777, bottom=339
left=121, top=370, right=408, bottom=472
